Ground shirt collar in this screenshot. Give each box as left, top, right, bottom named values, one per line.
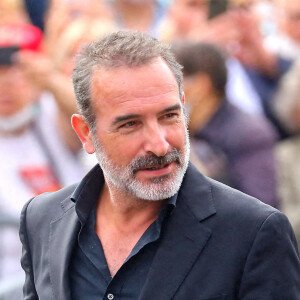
left=71, top=164, right=104, bottom=224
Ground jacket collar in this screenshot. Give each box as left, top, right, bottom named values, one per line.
left=49, top=199, right=78, bottom=300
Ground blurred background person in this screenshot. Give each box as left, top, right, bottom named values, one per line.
left=44, top=0, right=114, bottom=58
left=0, top=0, right=30, bottom=25
left=272, top=58, right=300, bottom=246
left=17, top=19, right=115, bottom=163
left=0, top=23, right=85, bottom=290
left=173, top=42, right=278, bottom=207
left=265, top=0, right=300, bottom=61
left=160, top=0, right=293, bottom=138
left=108, top=0, right=168, bottom=37
left=23, top=0, right=49, bottom=31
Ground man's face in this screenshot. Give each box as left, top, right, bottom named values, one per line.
left=89, top=58, right=190, bottom=200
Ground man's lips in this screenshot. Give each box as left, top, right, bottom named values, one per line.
left=136, top=162, right=174, bottom=177
left=143, top=163, right=169, bottom=170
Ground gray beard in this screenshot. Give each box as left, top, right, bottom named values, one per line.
left=93, top=130, right=190, bottom=201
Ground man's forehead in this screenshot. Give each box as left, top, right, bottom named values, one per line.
left=91, top=58, right=178, bottom=97
left=89, top=61, right=181, bottom=120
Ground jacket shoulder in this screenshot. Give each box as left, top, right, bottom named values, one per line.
left=206, top=177, right=298, bottom=249
left=208, top=176, right=277, bottom=220
left=184, top=164, right=277, bottom=222
left=21, top=183, right=78, bottom=225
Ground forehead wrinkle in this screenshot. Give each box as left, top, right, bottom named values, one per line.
left=94, top=88, right=180, bottom=115
left=131, top=85, right=178, bottom=98
left=115, top=88, right=179, bottom=105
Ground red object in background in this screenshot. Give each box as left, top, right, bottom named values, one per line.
left=0, top=23, right=43, bottom=51
left=19, top=166, right=61, bottom=196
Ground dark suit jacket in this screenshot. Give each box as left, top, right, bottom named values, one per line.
left=19, top=164, right=300, bottom=300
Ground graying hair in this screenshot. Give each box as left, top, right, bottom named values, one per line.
left=72, top=30, right=184, bottom=131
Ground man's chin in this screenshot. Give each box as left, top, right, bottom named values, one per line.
left=127, top=176, right=180, bottom=201
left=135, top=173, right=171, bottom=184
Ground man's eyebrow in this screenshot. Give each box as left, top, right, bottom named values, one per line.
left=112, top=114, right=140, bottom=126
left=112, top=104, right=182, bottom=126
left=162, top=104, right=182, bottom=113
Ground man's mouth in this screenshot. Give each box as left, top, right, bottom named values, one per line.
left=135, top=163, right=175, bottom=178
left=144, top=163, right=170, bottom=171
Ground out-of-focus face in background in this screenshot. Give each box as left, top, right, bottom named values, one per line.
left=51, top=18, right=115, bottom=77
left=0, top=23, right=43, bottom=119
left=169, top=0, right=255, bottom=37
left=169, top=0, right=208, bottom=37
left=280, top=0, right=300, bottom=44
left=0, top=64, right=38, bottom=117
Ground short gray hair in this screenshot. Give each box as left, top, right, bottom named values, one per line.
left=72, top=30, right=184, bottom=130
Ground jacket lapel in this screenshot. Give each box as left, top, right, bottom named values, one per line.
left=139, top=164, right=216, bottom=300
left=49, top=197, right=80, bottom=300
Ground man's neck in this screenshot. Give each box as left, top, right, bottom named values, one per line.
left=96, top=181, right=164, bottom=231
left=95, top=181, right=165, bottom=277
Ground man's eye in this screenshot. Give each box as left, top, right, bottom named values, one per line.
left=120, top=121, right=136, bottom=128
left=164, top=113, right=177, bottom=119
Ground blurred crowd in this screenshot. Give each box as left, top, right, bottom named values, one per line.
left=0, top=0, right=300, bottom=296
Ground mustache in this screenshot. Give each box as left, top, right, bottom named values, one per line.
left=129, top=148, right=181, bottom=175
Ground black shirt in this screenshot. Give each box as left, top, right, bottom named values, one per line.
left=69, top=165, right=177, bottom=300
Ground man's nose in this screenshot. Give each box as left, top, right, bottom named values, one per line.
left=143, top=124, right=169, bottom=157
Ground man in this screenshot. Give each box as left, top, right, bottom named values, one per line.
left=173, top=42, right=278, bottom=208
left=20, top=31, right=300, bottom=299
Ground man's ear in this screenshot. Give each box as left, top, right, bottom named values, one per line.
left=71, top=114, right=95, bottom=154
